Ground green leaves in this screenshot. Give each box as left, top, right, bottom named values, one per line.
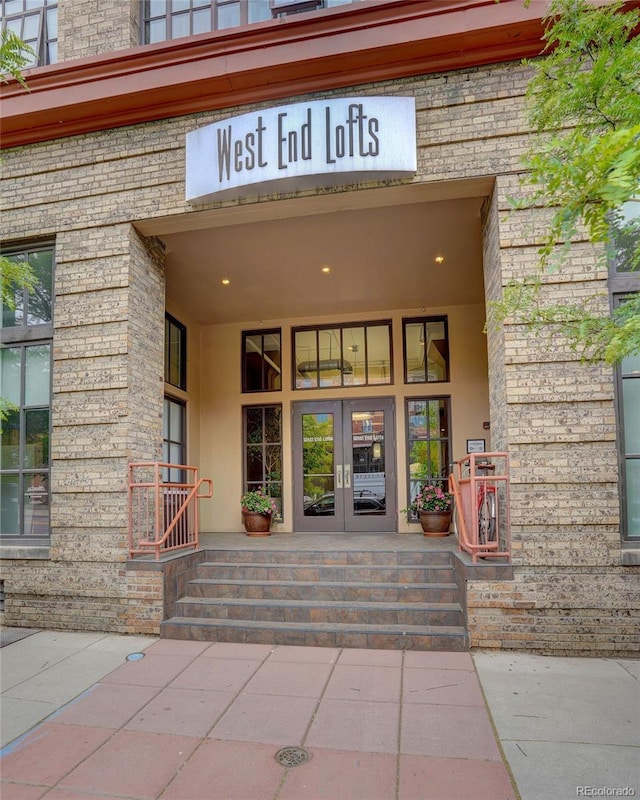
left=0, top=29, right=35, bottom=88
left=500, top=0, right=640, bottom=363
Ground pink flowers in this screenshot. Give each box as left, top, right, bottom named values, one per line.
left=413, top=483, right=452, bottom=512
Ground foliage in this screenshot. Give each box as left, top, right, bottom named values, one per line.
left=0, top=255, right=38, bottom=310
left=494, top=0, right=640, bottom=364
left=403, top=483, right=452, bottom=514
left=241, top=487, right=281, bottom=519
left=0, top=29, right=34, bottom=87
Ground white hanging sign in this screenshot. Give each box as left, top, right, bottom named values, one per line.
left=186, top=96, right=416, bottom=203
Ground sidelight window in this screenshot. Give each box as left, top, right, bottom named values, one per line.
left=405, top=397, right=451, bottom=522
left=243, top=404, right=283, bottom=519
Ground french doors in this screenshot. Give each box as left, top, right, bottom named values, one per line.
left=292, top=398, right=396, bottom=532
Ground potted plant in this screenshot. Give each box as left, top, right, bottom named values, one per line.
left=240, top=487, right=281, bottom=536
left=404, top=482, right=453, bottom=536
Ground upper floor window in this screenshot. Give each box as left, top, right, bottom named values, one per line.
left=293, top=321, right=392, bottom=389
left=403, top=316, right=449, bottom=384
left=165, top=313, right=186, bottom=390
left=1, top=243, right=54, bottom=343
left=1, top=0, right=57, bottom=66
left=242, top=329, right=281, bottom=392
left=142, top=0, right=356, bottom=44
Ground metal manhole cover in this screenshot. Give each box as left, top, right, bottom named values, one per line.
left=275, top=746, right=311, bottom=767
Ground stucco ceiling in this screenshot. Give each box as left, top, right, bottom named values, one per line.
left=158, top=187, right=488, bottom=325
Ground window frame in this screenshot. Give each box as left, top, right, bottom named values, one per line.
left=402, top=315, right=450, bottom=385
left=1, top=241, right=55, bottom=345
left=1, top=241, right=54, bottom=543
left=1, top=0, right=58, bottom=67
left=292, top=320, right=393, bottom=390
left=609, top=201, right=640, bottom=541
left=0, top=340, right=52, bottom=543
left=164, top=313, right=187, bottom=391
left=242, top=403, right=283, bottom=520
left=162, top=395, right=187, bottom=483
left=142, top=0, right=270, bottom=44
left=404, top=395, right=452, bottom=523
left=242, top=328, right=282, bottom=394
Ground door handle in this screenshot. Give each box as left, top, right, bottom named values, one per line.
left=336, top=464, right=343, bottom=489
left=344, top=463, right=351, bottom=489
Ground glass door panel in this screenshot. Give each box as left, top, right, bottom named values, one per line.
left=350, top=409, right=386, bottom=517
left=293, top=398, right=396, bottom=532
left=302, top=412, right=337, bottom=517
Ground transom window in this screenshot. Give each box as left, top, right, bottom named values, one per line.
left=1, top=0, right=57, bottom=66
left=142, top=0, right=355, bottom=43
left=242, top=329, right=281, bottom=393
left=293, top=321, right=392, bottom=389
left=405, top=397, right=451, bottom=522
left=165, top=314, right=186, bottom=390
left=403, top=316, right=449, bottom=384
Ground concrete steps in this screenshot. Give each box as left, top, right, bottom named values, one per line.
left=161, top=547, right=468, bottom=650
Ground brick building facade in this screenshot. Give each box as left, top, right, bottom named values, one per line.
left=1, top=0, right=638, bottom=654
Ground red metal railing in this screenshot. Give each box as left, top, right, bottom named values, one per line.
left=128, top=462, right=213, bottom=560
left=449, top=452, right=511, bottom=563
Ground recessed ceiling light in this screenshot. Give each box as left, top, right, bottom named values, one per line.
left=434, top=255, right=445, bottom=264
left=321, top=266, right=331, bottom=273
left=222, top=278, right=230, bottom=285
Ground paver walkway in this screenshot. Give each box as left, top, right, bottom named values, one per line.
left=1, top=640, right=516, bottom=800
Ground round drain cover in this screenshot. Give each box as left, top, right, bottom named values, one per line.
left=126, top=652, right=145, bottom=661
left=275, top=746, right=311, bottom=767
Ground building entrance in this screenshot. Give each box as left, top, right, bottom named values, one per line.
left=292, top=398, right=397, bottom=532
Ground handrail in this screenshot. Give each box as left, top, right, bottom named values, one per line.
left=128, top=462, right=213, bottom=560
left=449, top=452, right=511, bottom=563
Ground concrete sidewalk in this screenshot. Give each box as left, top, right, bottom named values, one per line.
left=0, top=631, right=638, bottom=800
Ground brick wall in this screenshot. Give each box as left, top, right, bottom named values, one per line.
left=1, top=222, right=164, bottom=633
left=58, top=0, right=139, bottom=62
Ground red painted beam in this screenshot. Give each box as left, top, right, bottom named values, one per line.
left=1, top=0, right=551, bottom=148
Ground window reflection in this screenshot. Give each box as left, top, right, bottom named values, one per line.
left=404, top=317, right=449, bottom=383
left=294, top=322, right=392, bottom=389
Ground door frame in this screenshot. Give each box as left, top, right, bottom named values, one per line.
left=292, top=396, right=397, bottom=532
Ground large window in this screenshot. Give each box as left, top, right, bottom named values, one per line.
left=293, top=321, right=392, bottom=389
left=403, top=316, right=449, bottom=383
left=405, top=397, right=451, bottom=522
left=242, top=329, right=281, bottom=392
left=243, top=404, right=283, bottom=519
left=1, top=242, right=54, bottom=542
left=610, top=201, right=640, bottom=540
left=142, top=0, right=354, bottom=43
left=1, top=0, right=57, bottom=66
left=165, top=314, right=186, bottom=390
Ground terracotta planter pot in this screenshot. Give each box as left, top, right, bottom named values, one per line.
left=418, top=510, right=451, bottom=536
left=242, top=511, right=272, bottom=535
